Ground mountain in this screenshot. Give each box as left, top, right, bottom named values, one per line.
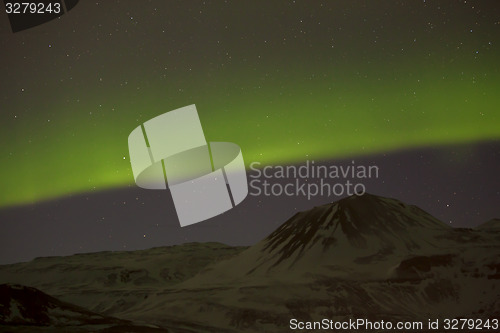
left=181, top=193, right=453, bottom=283
left=0, top=193, right=499, bottom=332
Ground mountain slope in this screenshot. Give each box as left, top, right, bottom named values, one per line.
left=0, top=242, right=246, bottom=315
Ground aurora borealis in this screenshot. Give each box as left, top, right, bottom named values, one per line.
left=1, top=0, right=499, bottom=209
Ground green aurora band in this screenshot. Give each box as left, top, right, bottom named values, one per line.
left=1, top=1, right=499, bottom=208
left=2, top=62, right=499, bottom=208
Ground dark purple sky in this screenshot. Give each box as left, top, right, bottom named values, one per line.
left=0, top=1, right=499, bottom=264
left=0, top=141, right=498, bottom=264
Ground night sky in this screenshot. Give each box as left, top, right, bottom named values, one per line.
left=0, top=1, right=499, bottom=264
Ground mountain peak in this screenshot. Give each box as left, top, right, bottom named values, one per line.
left=335, top=192, right=449, bottom=230
left=181, top=194, right=454, bottom=283
left=246, top=193, right=450, bottom=273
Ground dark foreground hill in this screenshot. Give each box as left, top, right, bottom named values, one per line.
left=0, top=284, right=170, bottom=332
left=0, top=194, right=499, bottom=332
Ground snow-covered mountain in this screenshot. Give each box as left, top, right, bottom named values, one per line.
left=1, top=193, right=498, bottom=332
left=182, top=193, right=455, bottom=283
left=113, top=194, right=498, bottom=332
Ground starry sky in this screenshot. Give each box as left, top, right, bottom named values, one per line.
left=0, top=0, right=499, bottom=263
